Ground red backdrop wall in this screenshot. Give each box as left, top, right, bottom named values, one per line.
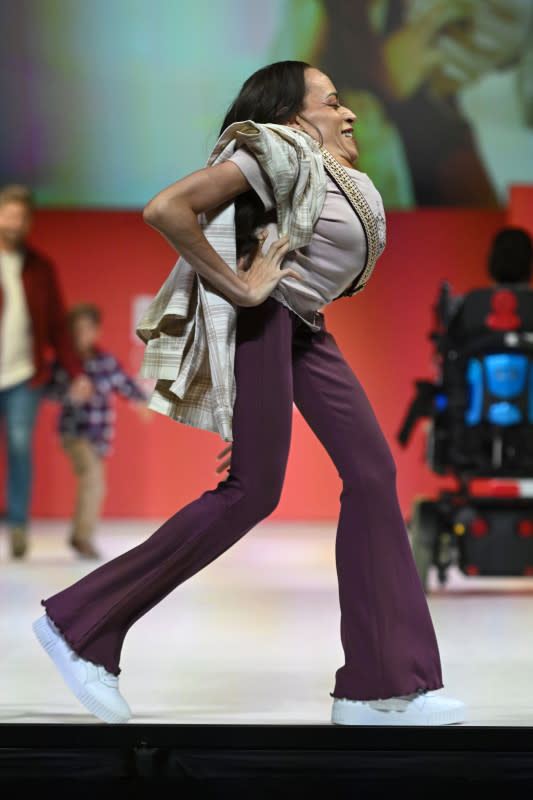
left=3, top=197, right=531, bottom=523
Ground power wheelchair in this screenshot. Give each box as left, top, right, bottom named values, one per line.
left=398, top=281, right=533, bottom=591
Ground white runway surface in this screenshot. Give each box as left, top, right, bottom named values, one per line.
left=1, top=519, right=533, bottom=727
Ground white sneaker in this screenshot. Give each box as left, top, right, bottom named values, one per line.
left=332, top=690, right=466, bottom=726
left=32, top=614, right=131, bottom=724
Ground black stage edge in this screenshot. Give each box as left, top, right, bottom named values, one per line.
left=2, top=724, right=533, bottom=797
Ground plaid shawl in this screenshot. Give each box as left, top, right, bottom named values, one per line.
left=136, top=121, right=327, bottom=442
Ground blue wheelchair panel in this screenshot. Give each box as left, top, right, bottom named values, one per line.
left=487, top=402, right=522, bottom=426
left=465, top=359, right=483, bottom=426
left=530, top=366, right=533, bottom=424
left=465, top=354, right=528, bottom=427
left=484, top=354, right=528, bottom=398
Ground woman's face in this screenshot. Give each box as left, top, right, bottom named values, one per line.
left=288, top=68, right=358, bottom=169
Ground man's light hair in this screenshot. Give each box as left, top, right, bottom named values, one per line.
left=0, top=184, right=34, bottom=211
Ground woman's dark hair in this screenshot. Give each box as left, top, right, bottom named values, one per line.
left=220, top=60, right=310, bottom=134
left=488, top=227, right=533, bottom=284
left=220, top=61, right=311, bottom=259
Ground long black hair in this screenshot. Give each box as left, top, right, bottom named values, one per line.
left=220, top=61, right=311, bottom=259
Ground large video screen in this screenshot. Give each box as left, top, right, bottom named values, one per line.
left=1, top=0, right=532, bottom=209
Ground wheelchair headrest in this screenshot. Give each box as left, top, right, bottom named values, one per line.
left=448, top=286, right=533, bottom=341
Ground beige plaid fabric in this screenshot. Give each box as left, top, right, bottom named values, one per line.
left=136, top=121, right=327, bottom=441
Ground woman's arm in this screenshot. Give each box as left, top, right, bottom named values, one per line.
left=143, top=161, right=298, bottom=307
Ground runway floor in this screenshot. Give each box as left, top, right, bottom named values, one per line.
left=2, top=518, right=533, bottom=728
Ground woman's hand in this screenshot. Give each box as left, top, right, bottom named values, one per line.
left=382, top=0, right=471, bottom=100
left=237, top=231, right=301, bottom=307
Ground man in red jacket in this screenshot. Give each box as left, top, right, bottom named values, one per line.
left=0, top=184, right=92, bottom=558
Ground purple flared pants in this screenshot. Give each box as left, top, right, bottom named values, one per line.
left=43, top=299, right=443, bottom=700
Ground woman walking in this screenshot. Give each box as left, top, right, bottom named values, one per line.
left=33, top=60, right=465, bottom=726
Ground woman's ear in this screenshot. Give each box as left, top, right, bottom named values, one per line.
left=285, top=114, right=303, bottom=130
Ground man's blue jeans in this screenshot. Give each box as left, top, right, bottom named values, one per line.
left=0, top=379, right=43, bottom=527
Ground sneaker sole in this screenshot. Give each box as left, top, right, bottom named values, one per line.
left=331, top=700, right=466, bottom=726
left=32, top=616, right=130, bottom=725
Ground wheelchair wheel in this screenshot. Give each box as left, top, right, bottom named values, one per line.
left=408, top=499, right=439, bottom=593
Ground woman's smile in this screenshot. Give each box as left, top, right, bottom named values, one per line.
left=288, top=67, right=359, bottom=169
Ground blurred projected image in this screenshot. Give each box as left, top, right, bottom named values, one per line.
left=303, top=0, right=533, bottom=207
left=0, top=0, right=532, bottom=208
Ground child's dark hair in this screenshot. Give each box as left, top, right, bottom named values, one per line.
left=68, top=303, right=102, bottom=327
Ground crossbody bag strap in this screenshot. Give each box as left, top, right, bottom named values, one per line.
left=320, top=147, right=379, bottom=297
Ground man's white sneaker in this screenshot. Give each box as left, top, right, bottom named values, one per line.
left=32, top=614, right=131, bottom=724
left=331, top=690, right=466, bottom=726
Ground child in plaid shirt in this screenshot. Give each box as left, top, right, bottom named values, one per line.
left=47, top=303, right=149, bottom=558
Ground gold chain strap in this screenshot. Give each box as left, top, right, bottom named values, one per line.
left=320, top=147, right=379, bottom=296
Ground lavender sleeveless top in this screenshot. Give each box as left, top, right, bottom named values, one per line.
left=229, top=147, right=386, bottom=329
